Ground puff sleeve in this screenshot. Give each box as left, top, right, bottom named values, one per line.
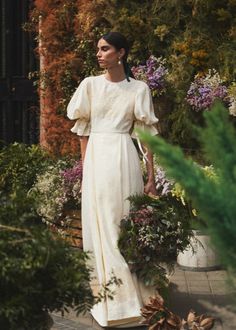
left=67, top=77, right=91, bottom=136
left=132, top=83, right=159, bottom=139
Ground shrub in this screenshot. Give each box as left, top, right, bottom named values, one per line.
left=0, top=143, right=52, bottom=196
left=0, top=191, right=94, bottom=329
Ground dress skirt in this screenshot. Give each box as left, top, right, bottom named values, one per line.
left=82, top=132, right=157, bottom=328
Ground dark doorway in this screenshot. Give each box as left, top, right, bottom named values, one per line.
left=0, top=0, right=39, bottom=145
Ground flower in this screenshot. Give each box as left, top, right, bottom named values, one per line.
left=30, top=159, right=82, bottom=226
left=61, top=160, right=83, bottom=209
left=131, top=55, right=168, bottom=97
left=186, top=69, right=228, bottom=111
left=228, top=82, right=236, bottom=116
left=155, top=164, right=174, bottom=196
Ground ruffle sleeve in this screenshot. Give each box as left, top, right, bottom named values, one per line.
left=131, top=83, right=159, bottom=139
left=67, top=77, right=91, bottom=136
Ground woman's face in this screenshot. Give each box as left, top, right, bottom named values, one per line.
left=96, top=38, right=124, bottom=69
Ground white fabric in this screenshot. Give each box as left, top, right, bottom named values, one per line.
left=67, top=74, right=159, bottom=328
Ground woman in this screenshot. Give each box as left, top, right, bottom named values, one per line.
left=67, top=32, right=158, bottom=328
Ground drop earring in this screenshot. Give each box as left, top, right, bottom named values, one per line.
left=118, top=57, right=122, bottom=65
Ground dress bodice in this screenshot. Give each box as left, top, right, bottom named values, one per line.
left=67, top=74, right=158, bottom=137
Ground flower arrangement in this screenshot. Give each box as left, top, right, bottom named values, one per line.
left=30, top=159, right=82, bottom=228
left=118, top=194, right=193, bottom=288
left=186, top=69, right=228, bottom=111
left=131, top=55, right=168, bottom=97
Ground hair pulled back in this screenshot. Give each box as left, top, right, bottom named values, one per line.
left=101, top=31, right=134, bottom=82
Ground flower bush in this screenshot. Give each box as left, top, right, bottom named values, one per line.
left=118, top=194, right=192, bottom=288
left=131, top=56, right=168, bottom=98
left=30, top=159, right=82, bottom=228
left=186, top=69, right=228, bottom=111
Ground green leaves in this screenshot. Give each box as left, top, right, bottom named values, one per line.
left=0, top=193, right=94, bottom=329
left=0, top=143, right=51, bottom=196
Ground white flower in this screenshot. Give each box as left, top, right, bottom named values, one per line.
left=229, top=100, right=236, bottom=116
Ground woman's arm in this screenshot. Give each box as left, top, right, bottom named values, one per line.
left=143, top=146, right=157, bottom=196
left=79, top=136, right=89, bottom=164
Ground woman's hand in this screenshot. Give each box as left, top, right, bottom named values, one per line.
left=141, top=143, right=157, bottom=196
left=144, top=180, right=157, bottom=196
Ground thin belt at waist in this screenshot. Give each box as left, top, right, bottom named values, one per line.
left=90, top=130, right=130, bottom=134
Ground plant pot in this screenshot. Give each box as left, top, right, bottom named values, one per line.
left=47, top=209, right=82, bottom=248
left=62, top=209, right=83, bottom=248
left=177, top=230, right=221, bottom=271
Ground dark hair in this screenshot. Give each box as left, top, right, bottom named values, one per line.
left=101, top=31, right=134, bottom=82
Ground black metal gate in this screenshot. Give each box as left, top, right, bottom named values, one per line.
left=0, top=0, right=39, bottom=145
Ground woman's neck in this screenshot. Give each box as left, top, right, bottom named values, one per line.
left=105, top=65, right=126, bottom=82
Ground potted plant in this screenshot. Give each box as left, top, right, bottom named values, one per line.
left=118, top=193, right=193, bottom=290
left=153, top=162, right=221, bottom=271
left=171, top=166, right=221, bottom=271
left=30, top=158, right=83, bottom=247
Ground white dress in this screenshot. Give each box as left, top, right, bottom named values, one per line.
left=67, top=74, right=158, bottom=328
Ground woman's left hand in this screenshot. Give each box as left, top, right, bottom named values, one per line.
left=144, top=180, right=157, bottom=196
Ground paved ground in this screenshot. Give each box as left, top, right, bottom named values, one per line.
left=51, top=265, right=235, bottom=330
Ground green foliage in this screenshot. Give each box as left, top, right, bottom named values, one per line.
left=138, top=101, right=236, bottom=277
left=0, top=143, right=52, bottom=196
left=0, top=192, right=94, bottom=329
left=118, top=194, right=192, bottom=288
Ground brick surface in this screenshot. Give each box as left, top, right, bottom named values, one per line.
left=51, top=266, right=232, bottom=329
left=185, top=271, right=208, bottom=280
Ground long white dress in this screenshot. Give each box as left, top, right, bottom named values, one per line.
left=67, top=74, right=158, bottom=328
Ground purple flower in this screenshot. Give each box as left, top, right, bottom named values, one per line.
left=61, top=160, right=83, bottom=184
left=130, top=208, right=154, bottom=225
left=60, top=160, right=83, bottom=205
left=131, top=56, right=168, bottom=97
left=186, top=70, right=228, bottom=111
